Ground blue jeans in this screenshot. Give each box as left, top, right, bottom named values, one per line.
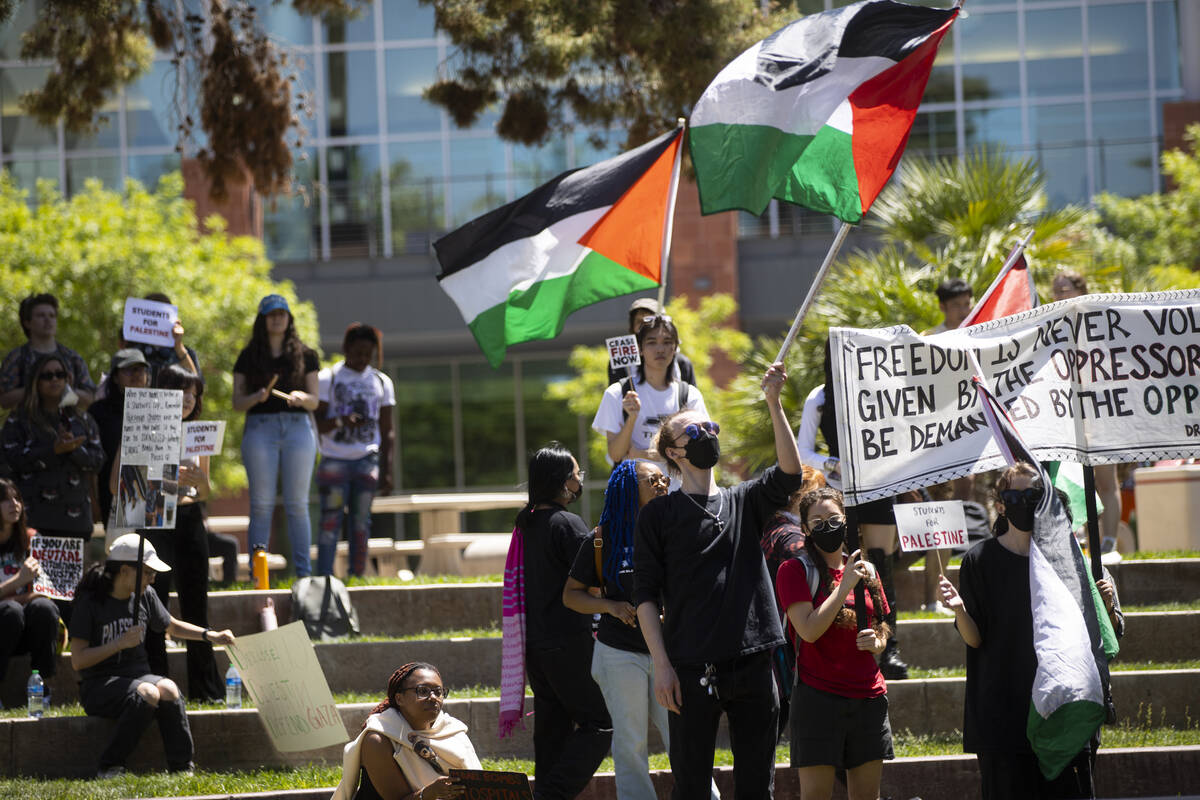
left=316, top=453, right=379, bottom=576
left=241, top=412, right=317, bottom=576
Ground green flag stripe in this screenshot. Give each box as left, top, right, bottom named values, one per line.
left=467, top=251, right=658, bottom=367
left=1026, top=698, right=1107, bottom=780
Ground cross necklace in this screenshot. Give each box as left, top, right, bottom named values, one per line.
left=681, top=489, right=725, bottom=533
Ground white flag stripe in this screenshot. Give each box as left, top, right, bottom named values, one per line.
left=690, top=52, right=895, bottom=135
left=438, top=208, right=606, bottom=323
left=1029, top=539, right=1105, bottom=718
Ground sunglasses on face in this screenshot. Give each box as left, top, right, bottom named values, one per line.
left=37, top=370, right=68, bottom=381
left=809, top=516, right=846, bottom=535
left=682, top=421, right=720, bottom=440
left=1000, top=487, right=1043, bottom=506
left=642, top=473, right=669, bottom=488
left=402, top=684, right=448, bottom=700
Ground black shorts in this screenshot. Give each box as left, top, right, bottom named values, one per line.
left=789, top=680, right=893, bottom=769
left=80, top=674, right=165, bottom=718
left=855, top=495, right=896, bottom=526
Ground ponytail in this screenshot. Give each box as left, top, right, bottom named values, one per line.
left=75, top=560, right=128, bottom=602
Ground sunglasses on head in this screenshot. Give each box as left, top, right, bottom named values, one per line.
left=1000, top=487, right=1043, bottom=506
left=682, top=421, right=720, bottom=440
left=37, top=370, right=68, bottom=381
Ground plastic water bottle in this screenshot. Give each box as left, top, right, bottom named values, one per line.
left=27, top=671, right=44, bottom=719
left=225, top=664, right=242, bottom=709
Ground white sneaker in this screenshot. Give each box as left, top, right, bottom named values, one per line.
left=97, top=766, right=126, bottom=779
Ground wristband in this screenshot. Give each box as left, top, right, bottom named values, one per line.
left=202, top=628, right=212, bottom=642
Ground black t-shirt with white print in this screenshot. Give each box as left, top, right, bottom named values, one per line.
left=69, top=587, right=172, bottom=681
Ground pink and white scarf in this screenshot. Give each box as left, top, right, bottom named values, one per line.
left=499, top=524, right=527, bottom=738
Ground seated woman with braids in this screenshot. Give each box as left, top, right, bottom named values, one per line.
left=333, top=662, right=481, bottom=800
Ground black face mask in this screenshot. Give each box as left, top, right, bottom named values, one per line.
left=1004, top=501, right=1037, bottom=532
left=809, top=517, right=846, bottom=553
left=683, top=433, right=721, bottom=470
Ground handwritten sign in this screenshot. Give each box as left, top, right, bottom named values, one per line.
left=449, top=770, right=534, bottom=800
left=116, top=388, right=182, bottom=529
left=227, top=621, right=348, bottom=753
left=894, top=501, right=968, bottom=552
left=122, top=297, right=178, bottom=348
left=828, top=290, right=1200, bottom=505
left=182, top=420, right=225, bottom=458
left=606, top=335, right=641, bottom=370
left=29, top=535, right=84, bottom=601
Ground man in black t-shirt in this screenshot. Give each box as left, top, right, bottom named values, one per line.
left=633, top=363, right=803, bottom=799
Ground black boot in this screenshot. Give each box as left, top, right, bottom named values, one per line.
left=869, top=547, right=909, bottom=680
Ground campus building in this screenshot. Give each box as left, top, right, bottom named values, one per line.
left=1, top=0, right=1197, bottom=518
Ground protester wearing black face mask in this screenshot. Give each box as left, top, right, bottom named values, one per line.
left=633, top=363, right=804, bottom=799
left=776, top=487, right=893, bottom=800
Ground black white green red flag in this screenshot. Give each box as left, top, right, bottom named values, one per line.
left=434, top=127, right=684, bottom=368
left=690, top=0, right=957, bottom=222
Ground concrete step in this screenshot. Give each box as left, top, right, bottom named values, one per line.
left=2, top=671, right=1195, bottom=778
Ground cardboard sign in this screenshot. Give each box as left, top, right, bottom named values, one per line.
left=122, top=297, right=179, bottom=348
left=182, top=420, right=225, bottom=458
left=29, top=536, right=84, bottom=601
left=606, top=335, right=641, bottom=370
left=449, top=769, right=534, bottom=800
left=828, top=290, right=1200, bottom=505
left=115, top=388, right=183, bottom=529
left=894, top=501, right=968, bottom=552
left=227, top=621, right=348, bottom=753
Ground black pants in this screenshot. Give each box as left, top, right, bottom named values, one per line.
left=977, top=736, right=1096, bottom=800
left=669, top=650, right=778, bottom=800
left=0, top=596, right=60, bottom=680
left=525, top=633, right=613, bottom=800
left=80, top=673, right=194, bottom=771
left=145, top=503, right=222, bottom=701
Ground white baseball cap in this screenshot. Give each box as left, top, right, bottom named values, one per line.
left=108, top=533, right=171, bottom=572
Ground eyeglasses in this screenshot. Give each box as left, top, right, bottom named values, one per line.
left=809, top=516, right=846, bottom=535
left=1000, top=488, right=1043, bottom=506
left=402, top=684, right=448, bottom=700
left=683, top=421, right=720, bottom=440
left=37, top=370, right=68, bottom=381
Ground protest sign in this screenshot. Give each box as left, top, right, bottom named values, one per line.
left=29, top=535, right=84, bottom=601
left=122, top=297, right=179, bottom=348
left=116, top=388, right=183, bottom=529
left=894, top=501, right=968, bottom=552
left=829, top=290, right=1200, bottom=505
left=182, top=420, right=225, bottom=458
left=606, top=335, right=640, bottom=370
left=449, top=770, right=534, bottom=800
left=227, top=621, right=348, bottom=753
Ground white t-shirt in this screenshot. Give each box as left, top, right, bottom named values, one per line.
left=592, top=377, right=708, bottom=455
left=795, top=384, right=841, bottom=490
left=317, top=362, right=397, bottom=461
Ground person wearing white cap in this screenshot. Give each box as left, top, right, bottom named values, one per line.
left=68, top=533, right=235, bottom=778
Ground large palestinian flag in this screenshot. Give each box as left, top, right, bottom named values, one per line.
left=434, top=127, right=684, bottom=367
left=690, top=0, right=957, bottom=222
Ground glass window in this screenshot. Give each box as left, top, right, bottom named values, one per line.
left=394, top=364, right=456, bottom=490
left=460, top=362, right=517, bottom=487
left=291, top=58, right=318, bottom=141
left=127, top=153, right=181, bottom=190
left=263, top=148, right=318, bottom=262
left=962, top=105, right=1023, bottom=153
left=1031, top=104, right=1087, bottom=206
left=326, top=143, right=383, bottom=257
left=64, top=111, right=119, bottom=151
left=1025, top=7, right=1083, bottom=98
left=447, top=136, right=508, bottom=226
left=126, top=61, right=177, bottom=148
left=389, top=140, right=444, bottom=253
left=924, top=28, right=955, bottom=105
left=511, top=138, right=568, bottom=197
left=325, top=50, right=379, bottom=138
left=958, top=11, right=1019, bottom=102
left=1091, top=100, right=1154, bottom=197
left=0, top=0, right=41, bottom=60
left=385, top=47, right=441, bottom=134
left=252, top=0, right=313, bottom=46
left=3, top=159, right=58, bottom=191
left=384, top=0, right=437, bottom=41
left=1153, top=0, right=1181, bottom=91
left=1, top=66, right=57, bottom=155
left=1089, top=3, right=1149, bottom=96
left=573, top=129, right=623, bottom=167
left=907, top=110, right=958, bottom=158
left=66, top=156, right=121, bottom=196
left=322, top=8, right=374, bottom=44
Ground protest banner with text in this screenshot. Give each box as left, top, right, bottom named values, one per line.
left=116, top=388, right=183, bottom=529
left=227, top=621, right=348, bottom=753
left=894, top=501, right=968, bottom=552
left=449, top=770, right=534, bottom=800
left=29, top=535, right=84, bottom=601
left=182, top=420, right=225, bottom=458
left=122, top=297, right=179, bottom=348
left=829, top=290, right=1200, bottom=505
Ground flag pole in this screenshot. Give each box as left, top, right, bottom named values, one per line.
left=657, top=118, right=687, bottom=309
left=774, top=221, right=853, bottom=363
left=1082, top=465, right=1103, bottom=580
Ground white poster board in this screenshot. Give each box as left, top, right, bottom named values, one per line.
left=894, top=501, right=968, bottom=552
left=828, top=290, right=1200, bottom=505
left=606, top=335, right=641, bottom=371
left=122, top=297, right=179, bottom=348
left=115, top=388, right=183, bottom=529
left=227, top=621, right=348, bottom=753
left=182, top=420, right=225, bottom=458
left=29, top=535, right=84, bottom=601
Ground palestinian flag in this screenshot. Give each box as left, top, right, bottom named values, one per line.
left=973, top=378, right=1119, bottom=779
left=961, top=238, right=1038, bottom=328
left=434, top=127, right=684, bottom=367
left=690, top=0, right=957, bottom=222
